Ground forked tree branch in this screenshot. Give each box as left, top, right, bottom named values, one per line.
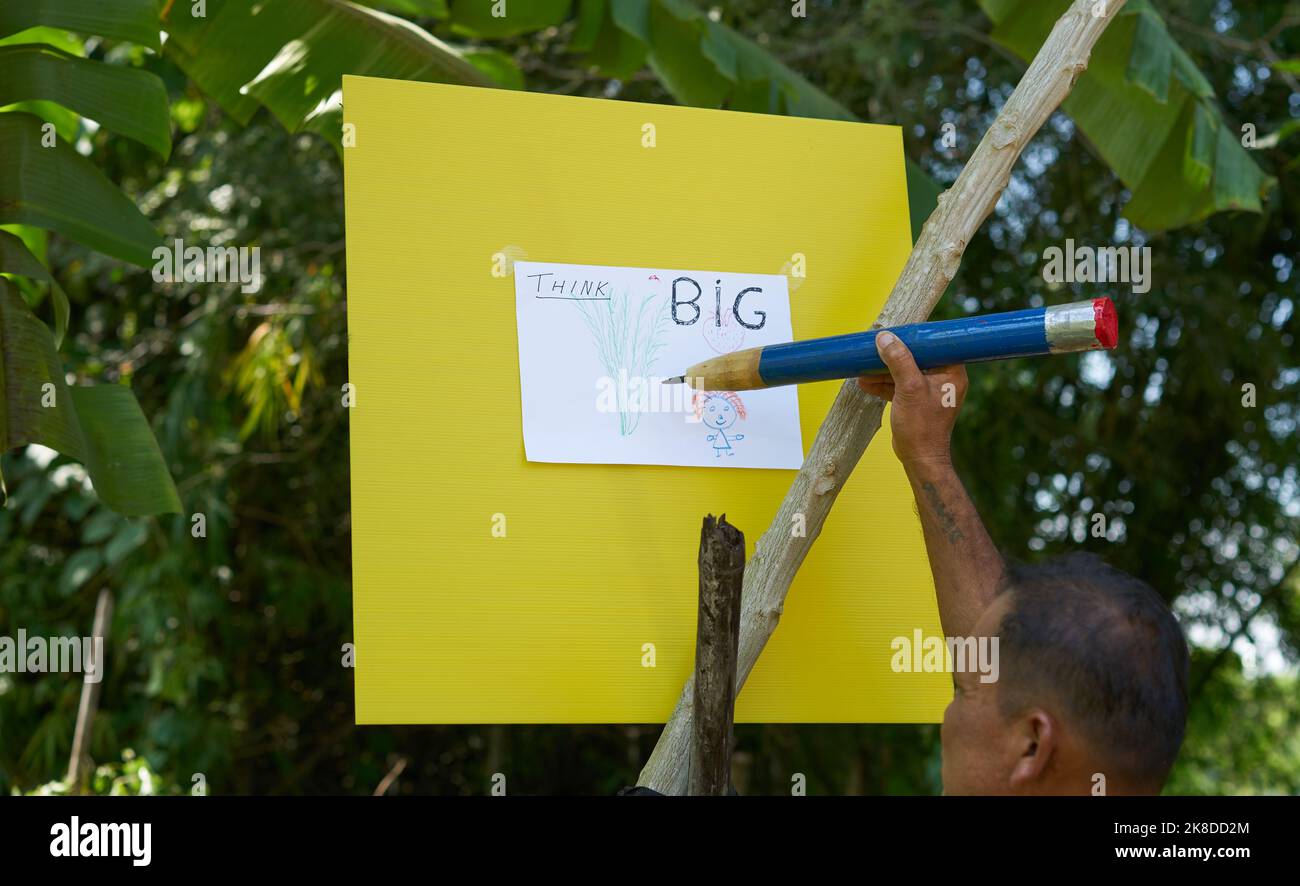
left=638, top=0, right=1128, bottom=794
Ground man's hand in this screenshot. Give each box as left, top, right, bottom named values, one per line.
left=857, top=331, right=968, bottom=470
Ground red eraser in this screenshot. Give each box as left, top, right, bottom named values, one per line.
left=1092, top=297, right=1118, bottom=349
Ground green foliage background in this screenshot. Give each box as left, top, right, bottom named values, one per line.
left=1, top=0, right=1297, bottom=794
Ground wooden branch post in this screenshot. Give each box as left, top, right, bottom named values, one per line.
left=67, top=587, right=113, bottom=792
left=689, top=514, right=745, bottom=796
left=639, top=0, right=1128, bottom=794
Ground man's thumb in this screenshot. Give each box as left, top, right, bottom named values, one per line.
left=875, top=331, right=922, bottom=386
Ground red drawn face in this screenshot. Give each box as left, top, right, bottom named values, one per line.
left=702, top=308, right=745, bottom=354
left=692, top=391, right=747, bottom=428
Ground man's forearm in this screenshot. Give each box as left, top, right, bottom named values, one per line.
left=904, top=459, right=1004, bottom=638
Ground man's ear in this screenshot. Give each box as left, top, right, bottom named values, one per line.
left=1008, top=709, right=1056, bottom=791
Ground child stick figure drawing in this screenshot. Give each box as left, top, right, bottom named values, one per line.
left=693, top=391, right=747, bottom=458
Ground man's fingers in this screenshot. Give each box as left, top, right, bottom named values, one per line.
left=875, top=331, right=924, bottom=391
left=930, top=364, right=969, bottom=404
left=950, top=364, right=969, bottom=401
left=857, top=376, right=895, bottom=400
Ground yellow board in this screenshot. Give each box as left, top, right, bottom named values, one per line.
left=343, top=75, right=950, bottom=724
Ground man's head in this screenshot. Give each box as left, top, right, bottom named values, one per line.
left=941, top=552, right=1189, bottom=795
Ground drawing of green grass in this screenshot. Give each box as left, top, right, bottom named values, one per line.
left=575, top=286, right=668, bottom=435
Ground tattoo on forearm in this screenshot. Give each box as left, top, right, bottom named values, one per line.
left=921, top=482, right=965, bottom=545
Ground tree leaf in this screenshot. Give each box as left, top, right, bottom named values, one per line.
left=0, top=98, right=80, bottom=141
left=1210, top=117, right=1265, bottom=213
left=1126, top=10, right=1172, bottom=103
left=0, top=44, right=171, bottom=158
left=162, top=0, right=497, bottom=135
left=0, top=0, right=161, bottom=50
left=104, top=519, right=148, bottom=565
left=0, top=228, right=69, bottom=347
left=0, top=25, right=86, bottom=56
left=462, top=47, right=524, bottom=89
left=642, top=0, right=728, bottom=107
left=1255, top=119, right=1300, bottom=150
left=80, top=507, right=119, bottom=544
left=0, top=279, right=180, bottom=516
left=583, top=0, right=939, bottom=239
left=58, top=547, right=102, bottom=595
left=0, top=112, right=160, bottom=267
left=0, top=27, right=86, bottom=141
left=356, top=0, right=449, bottom=16
left=1183, top=100, right=1217, bottom=190
left=576, top=0, right=646, bottom=77
left=905, top=161, right=944, bottom=244
left=979, top=0, right=1274, bottom=232
left=570, top=0, right=605, bottom=53
left=448, top=0, right=571, bottom=39
left=170, top=0, right=936, bottom=236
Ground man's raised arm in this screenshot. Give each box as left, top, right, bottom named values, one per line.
left=858, top=332, right=1004, bottom=638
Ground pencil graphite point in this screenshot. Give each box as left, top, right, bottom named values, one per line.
left=662, top=376, right=685, bottom=385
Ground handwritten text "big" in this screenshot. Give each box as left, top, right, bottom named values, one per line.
left=671, top=277, right=767, bottom=330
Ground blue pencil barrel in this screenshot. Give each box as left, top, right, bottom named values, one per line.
left=755, top=299, right=1115, bottom=387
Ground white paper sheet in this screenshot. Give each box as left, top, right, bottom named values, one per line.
left=514, top=261, right=805, bottom=469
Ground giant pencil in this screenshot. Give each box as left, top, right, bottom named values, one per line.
left=665, top=297, right=1118, bottom=391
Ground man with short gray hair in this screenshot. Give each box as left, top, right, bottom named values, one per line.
left=862, top=331, right=1189, bottom=795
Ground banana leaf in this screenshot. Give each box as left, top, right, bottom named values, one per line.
left=0, top=278, right=180, bottom=515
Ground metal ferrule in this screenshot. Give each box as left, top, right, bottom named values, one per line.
left=1043, top=300, right=1101, bottom=353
